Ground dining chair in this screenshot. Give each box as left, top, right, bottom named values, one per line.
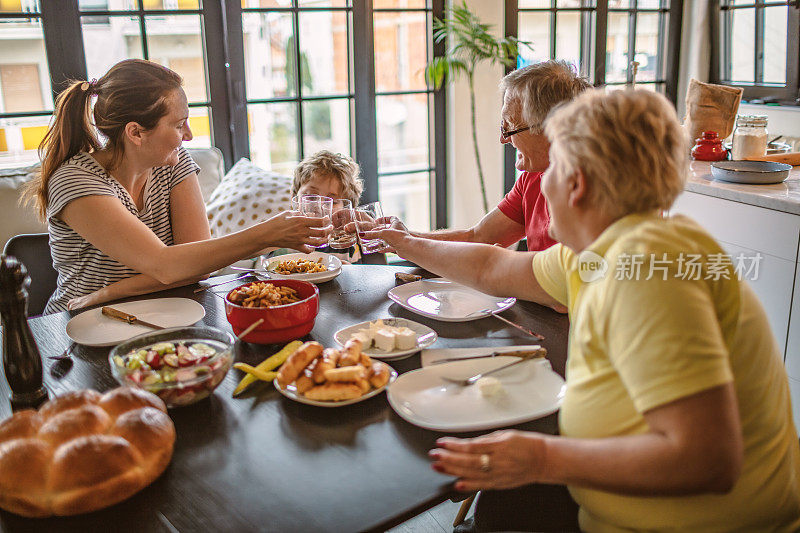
left=2, top=233, right=56, bottom=317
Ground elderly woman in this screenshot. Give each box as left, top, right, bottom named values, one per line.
left=393, top=60, right=590, bottom=252
left=368, top=90, right=800, bottom=532
left=24, top=59, right=327, bottom=313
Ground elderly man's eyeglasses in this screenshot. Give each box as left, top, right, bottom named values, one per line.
left=500, top=125, right=532, bottom=139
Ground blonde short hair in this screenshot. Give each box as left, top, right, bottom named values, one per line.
left=499, top=60, right=591, bottom=132
left=544, top=89, right=688, bottom=218
left=292, top=150, right=363, bottom=205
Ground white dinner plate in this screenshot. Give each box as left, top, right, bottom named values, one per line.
left=333, top=318, right=437, bottom=360
left=66, top=298, right=206, bottom=347
left=387, top=278, right=516, bottom=322
left=256, top=252, right=342, bottom=283
left=274, top=361, right=398, bottom=407
left=387, top=356, right=565, bottom=432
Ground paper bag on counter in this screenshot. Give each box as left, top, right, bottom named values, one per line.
left=683, top=79, right=743, bottom=141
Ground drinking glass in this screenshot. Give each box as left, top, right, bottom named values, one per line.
left=299, top=195, right=333, bottom=249
left=354, top=201, right=390, bottom=254
left=329, top=199, right=358, bottom=250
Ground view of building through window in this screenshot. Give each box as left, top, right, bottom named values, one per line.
left=0, top=2, right=53, bottom=168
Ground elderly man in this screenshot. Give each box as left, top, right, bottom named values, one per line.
left=402, top=60, right=590, bottom=251
left=368, top=90, right=800, bottom=532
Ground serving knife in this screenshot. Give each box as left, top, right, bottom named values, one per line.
left=101, top=306, right=166, bottom=330
left=429, top=348, right=546, bottom=365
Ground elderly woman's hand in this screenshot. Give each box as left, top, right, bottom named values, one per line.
left=429, top=430, right=550, bottom=492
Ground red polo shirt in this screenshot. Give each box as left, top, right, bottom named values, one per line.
left=496, top=171, right=557, bottom=251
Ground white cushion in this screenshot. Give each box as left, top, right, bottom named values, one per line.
left=186, top=147, right=224, bottom=201
left=0, top=164, right=48, bottom=250
left=206, top=158, right=292, bottom=238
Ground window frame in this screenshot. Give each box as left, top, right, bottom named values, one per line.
left=0, top=0, right=448, bottom=229
left=710, top=0, right=800, bottom=104
left=503, top=0, right=683, bottom=192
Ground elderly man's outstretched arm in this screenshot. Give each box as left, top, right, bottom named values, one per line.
left=371, top=225, right=561, bottom=309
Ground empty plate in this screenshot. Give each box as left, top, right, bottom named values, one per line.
left=387, top=356, right=565, bottom=432
left=387, top=278, right=515, bottom=322
left=66, top=298, right=206, bottom=347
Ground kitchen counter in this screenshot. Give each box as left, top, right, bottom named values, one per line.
left=687, top=161, right=800, bottom=215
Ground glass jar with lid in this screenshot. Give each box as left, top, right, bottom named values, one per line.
left=731, top=115, right=768, bottom=160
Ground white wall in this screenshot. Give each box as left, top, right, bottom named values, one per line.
left=447, top=0, right=506, bottom=229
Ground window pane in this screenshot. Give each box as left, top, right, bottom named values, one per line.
left=556, top=0, right=582, bottom=7
left=302, top=98, right=351, bottom=157
left=374, top=11, right=428, bottom=92
left=609, top=0, right=630, bottom=7
left=242, top=0, right=291, bottom=7
left=0, top=115, right=50, bottom=168
left=636, top=0, right=662, bottom=8
left=379, top=172, right=430, bottom=231
left=555, top=12, right=581, bottom=68
left=185, top=106, right=210, bottom=148
left=248, top=102, right=298, bottom=175
left=145, top=15, right=208, bottom=102
left=122, top=0, right=201, bottom=9
left=0, top=19, right=52, bottom=113
left=377, top=93, right=429, bottom=173
left=634, top=12, right=659, bottom=82
left=243, top=12, right=295, bottom=100
left=297, top=0, right=348, bottom=7
left=519, top=0, right=552, bottom=7
left=606, top=12, right=629, bottom=82
left=83, top=16, right=144, bottom=80
left=1, top=0, right=39, bottom=11
left=374, top=0, right=427, bottom=7
left=299, top=11, right=350, bottom=96
left=730, top=7, right=754, bottom=82
left=518, top=12, right=551, bottom=65
left=763, top=6, right=787, bottom=85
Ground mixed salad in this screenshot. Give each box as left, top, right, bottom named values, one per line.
left=112, top=339, right=231, bottom=406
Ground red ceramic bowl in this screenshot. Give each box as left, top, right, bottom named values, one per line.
left=224, top=280, right=320, bottom=344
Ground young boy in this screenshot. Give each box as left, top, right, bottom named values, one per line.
left=290, top=150, right=364, bottom=262
left=292, top=150, right=363, bottom=207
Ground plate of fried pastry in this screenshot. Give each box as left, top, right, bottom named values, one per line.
left=273, top=339, right=397, bottom=407
left=256, top=252, right=342, bottom=283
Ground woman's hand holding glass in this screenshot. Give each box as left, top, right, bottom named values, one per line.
left=295, top=195, right=334, bottom=249
left=256, top=210, right=330, bottom=253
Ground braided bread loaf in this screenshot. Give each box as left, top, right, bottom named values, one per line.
left=0, top=386, right=175, bottom=517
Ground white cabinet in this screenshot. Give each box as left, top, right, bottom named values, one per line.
left=671, top=191, right=800, bottom=359
left=789, top=377, right=800, bottom=432
left=785, top=248, right=800, bottom=379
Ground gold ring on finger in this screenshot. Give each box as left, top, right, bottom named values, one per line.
left=479, top=453, right=491, bottom=472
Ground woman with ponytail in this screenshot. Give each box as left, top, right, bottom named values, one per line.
left=24, top=59, right=328, bottom=313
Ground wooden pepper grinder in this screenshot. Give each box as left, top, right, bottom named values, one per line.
left=0, top=255, right=48, bottom=411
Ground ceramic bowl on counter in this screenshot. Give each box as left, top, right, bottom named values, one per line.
left=224, top=279, right=319, bottom=344
left=710, top=160, right=792, bottom=185
left=109, top=326, right=234, bottom=408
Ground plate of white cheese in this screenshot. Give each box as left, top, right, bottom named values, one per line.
left=334, top=318, right=437, bottom=360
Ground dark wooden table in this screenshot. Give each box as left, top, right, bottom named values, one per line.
left=0, top=265, right=569, bottom=533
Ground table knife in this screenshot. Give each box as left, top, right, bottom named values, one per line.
left=101, top=306, right=166, bottom=330
left=429, top=348, right=545, bottom=365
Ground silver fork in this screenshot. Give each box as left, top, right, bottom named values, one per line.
left=48, top=341, right=75, bottom=361
left=439, top=349, right=545, bottom=386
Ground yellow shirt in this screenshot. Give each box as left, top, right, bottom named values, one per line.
left=532, top=212, right=800, bottom=533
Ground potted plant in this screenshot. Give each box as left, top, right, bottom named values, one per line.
left=426, top=1, right=531, bottom=213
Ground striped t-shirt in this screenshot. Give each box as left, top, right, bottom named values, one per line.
left=44, top=148, right=199, bottom=314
